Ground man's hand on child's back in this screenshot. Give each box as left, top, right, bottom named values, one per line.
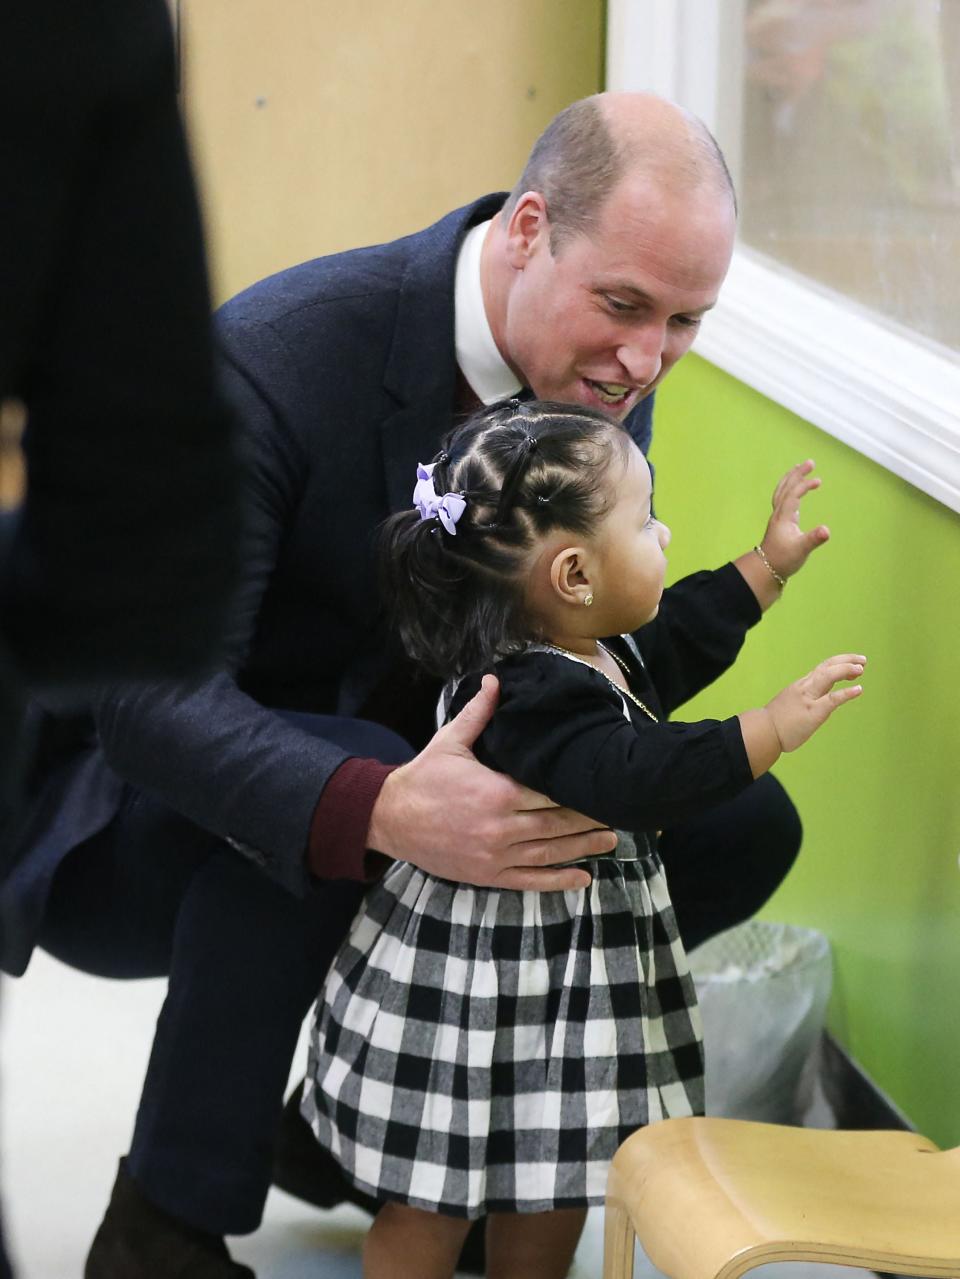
left=366, top=674, right=613, bottom=889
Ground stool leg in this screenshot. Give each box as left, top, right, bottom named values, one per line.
left=603, top=1199, right=636, bottom=1279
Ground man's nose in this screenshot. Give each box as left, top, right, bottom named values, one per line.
left=617, top=325, right=664, bottom=387
left=657, top=520, right=672, bottom=550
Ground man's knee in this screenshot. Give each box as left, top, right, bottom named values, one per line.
left=661, top=774, right=803, bottom=951
left=36, top=709, right=404, bottom=982
left=742, top=772, right=803, bottom=883
left=276, top=710, right=415, bottom=766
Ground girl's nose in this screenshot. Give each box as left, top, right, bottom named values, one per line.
left=657, top=520, right=671, bottom=550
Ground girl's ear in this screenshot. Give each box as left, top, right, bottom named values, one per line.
left=549, top=546, right=594, bottom=607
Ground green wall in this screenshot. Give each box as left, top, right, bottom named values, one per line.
left=654, top=355, right=960, bottom=1146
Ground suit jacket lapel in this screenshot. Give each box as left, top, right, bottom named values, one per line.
left=379, top=195, right=505, bottom=515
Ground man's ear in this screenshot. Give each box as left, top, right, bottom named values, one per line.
left=549, top=546, right=593, bottom=607
left=504, top=191, right=550, bottom=270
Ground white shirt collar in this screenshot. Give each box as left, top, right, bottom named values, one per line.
left=454, top=220, right=522, bottom=405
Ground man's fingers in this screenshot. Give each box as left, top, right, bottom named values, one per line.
left=493, top=866, right=593, bottom=892
left=504, top=782, right=562, bottom=813
left=506, top=825, right=619, bottom=865
left=441, top=673, right=500, bottom=750
left=507, top=801, right=614, bottom=840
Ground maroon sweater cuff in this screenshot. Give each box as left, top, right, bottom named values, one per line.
left=307, top=757, right=398, bottom=881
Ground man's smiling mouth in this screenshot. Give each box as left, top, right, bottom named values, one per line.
left=584, top=378, right=633, bottom=406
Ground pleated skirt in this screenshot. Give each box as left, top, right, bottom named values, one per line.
left=302, top=851, right=703, bottom=1218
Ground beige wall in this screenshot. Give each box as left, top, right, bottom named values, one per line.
left=179, top=0, right=605, bottom=304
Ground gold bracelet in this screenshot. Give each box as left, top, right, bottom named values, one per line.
left=754, top=544, right=786, bottom=589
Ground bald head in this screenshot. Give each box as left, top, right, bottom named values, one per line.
left=599, top=93, right=735, bottom=202
left=502, top=92, right=735, bottom=254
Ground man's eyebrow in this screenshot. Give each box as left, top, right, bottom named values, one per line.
left=594, top=283, right=717, bottom=315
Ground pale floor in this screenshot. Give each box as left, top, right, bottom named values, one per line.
left=0, top=952, right=871, bottom=1279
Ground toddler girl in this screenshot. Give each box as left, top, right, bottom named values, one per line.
left=302, top=399, right=864, bottom=1279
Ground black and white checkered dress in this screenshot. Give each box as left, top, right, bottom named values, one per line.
left=301, top=639, right=721, bottom=1219
left=303, top=850, right=701, bottom=1217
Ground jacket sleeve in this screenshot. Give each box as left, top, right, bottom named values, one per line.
left=632, top=562, right=762, bottom=716
left=471, top=653, right=753, bottom=833
left=90, top=349, right=356, bottom=898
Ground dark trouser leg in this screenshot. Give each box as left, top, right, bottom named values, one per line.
left=658, top=773, right=803, bottom=953
left=38, top=715, right=412, bottom=1236
left=134, top=844, right=360, bottom=1232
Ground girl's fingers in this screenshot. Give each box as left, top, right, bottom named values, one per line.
left=828, top=684, right=864, bottom=708
left=772, top=467, right=820, bottom=520
left=774, top=459, right=815, bottom=497
left=806, top=655, right=866, bottom=696
left=795, top=475, right=822, bottom=501
left=775, top=474, right=820, bottom=514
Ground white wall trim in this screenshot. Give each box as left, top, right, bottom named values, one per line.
left=606, top=0, right=680, bottom=100
left=606, top=0, right=960, bottom=515
left=698, top=252, right=960, bottom=513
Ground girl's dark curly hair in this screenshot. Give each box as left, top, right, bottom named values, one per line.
left=379, top=398, right=632, bottom=678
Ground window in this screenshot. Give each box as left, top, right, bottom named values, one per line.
left=608, top=0, right=960, bottom=512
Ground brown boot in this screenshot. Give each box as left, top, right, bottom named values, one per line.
left=85, top=1159, right=254, bottom=1278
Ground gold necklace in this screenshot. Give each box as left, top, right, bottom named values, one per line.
left=543, top=642, right=659, bottom=723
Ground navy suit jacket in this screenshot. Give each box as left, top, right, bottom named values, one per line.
left=0, top=195, right=654, bottom=975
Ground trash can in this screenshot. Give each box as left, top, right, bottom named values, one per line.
left=688, top=920, right=832, bottom=1124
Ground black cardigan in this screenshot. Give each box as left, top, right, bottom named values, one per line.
left=453, top=563, right=760, bottom=839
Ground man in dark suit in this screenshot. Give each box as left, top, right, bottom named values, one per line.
left=2, top=93, right=800, bottom=1277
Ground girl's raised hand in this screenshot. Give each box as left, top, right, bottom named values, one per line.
left=765, top=653, right=866, bottom=752
left=739, top=654, right=866, bottom=776
left=759, top=459, right=830, bottom=580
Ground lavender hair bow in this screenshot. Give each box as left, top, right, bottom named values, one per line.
left=413, top=462, right=467, bottom=535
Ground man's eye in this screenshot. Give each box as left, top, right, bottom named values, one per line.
left=605, top=295, right=636, bottom=314
left=672, top=314, right=701, bottom=329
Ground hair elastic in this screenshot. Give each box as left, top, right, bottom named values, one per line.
left=490, top=432, right=539, bottom=528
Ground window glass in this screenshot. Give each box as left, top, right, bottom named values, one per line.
left=732, top=0, right=959, bottom=357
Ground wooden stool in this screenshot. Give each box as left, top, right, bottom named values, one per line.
left=603, top=1116, right=960, bottom=1279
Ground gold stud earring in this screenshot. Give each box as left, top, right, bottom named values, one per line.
left=584, top=592, right=594, bottom=607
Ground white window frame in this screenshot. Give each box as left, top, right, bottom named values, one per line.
left=607, top=0, right=960, bottom=513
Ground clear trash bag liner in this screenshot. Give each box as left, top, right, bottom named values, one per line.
left=689, top=920, right=832, bottom=1124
